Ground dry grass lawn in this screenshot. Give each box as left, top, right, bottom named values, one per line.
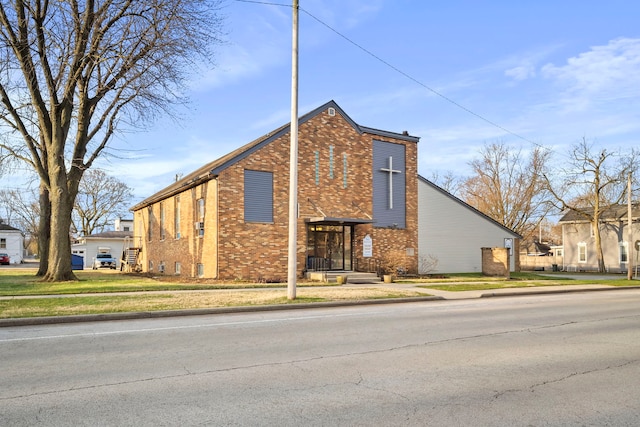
left=0, top=287, right=426, bottom=319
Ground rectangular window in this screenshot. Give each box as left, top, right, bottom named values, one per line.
left=175, top=196, right=181, bottom=239
left=0, top=238, right=5, bottom=249
left=620, top=241, right=628, bottom=263
left=343, top=153, right=348, bottom=188
left=329, top=145, right=334, bottom=179
left=196, top=198, right=205, bottom=236
left=197, top=198, right=205, bottom=220
left=160, top=202, right=165, bottom=240
left=197, top=263, right=204, bottom=278
left=147, top=206, right=153, bottom=241
left=175, top=262, right=181, bottom=275
left=244, top=170, right=273, bottom=223
left=315, top=151, right=320, bottom=185
left=158, top=261, right=165, bottom=273
left=578, top=242, right=587, bottom=263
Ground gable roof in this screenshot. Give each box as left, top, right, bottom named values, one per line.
left=83, top=231, right=133, bottom=239
left=0, top=223, right=22, bottom=233
left=418, top=175, right=522, bottom=238
left=132, top=100, right=420, bottom=211
left=558, top=204, right=640, bottom=223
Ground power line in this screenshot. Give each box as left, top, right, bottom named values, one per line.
left=234, top=0, right=540, bottom=147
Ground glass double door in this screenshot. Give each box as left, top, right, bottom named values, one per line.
left=307, top=225, right=352, bottom=271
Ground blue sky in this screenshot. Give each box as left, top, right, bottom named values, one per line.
left=30, top=1, right=640, bottom=203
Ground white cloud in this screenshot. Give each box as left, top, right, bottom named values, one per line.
left=541, top=38, right=640, bottom=111
left=189, top=6, right=291, bottom=91
left=302, top=0, right=383, bottom=30
left=505, top=64, right=536, bottom=81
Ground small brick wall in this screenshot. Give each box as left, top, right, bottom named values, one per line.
left=481, top=247, right=510, bottom=278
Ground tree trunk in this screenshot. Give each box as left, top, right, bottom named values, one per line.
left=594, top=220, right=606, bottom=273
left=36, top=185, right=51, bottom=277
left=42, top=179, right=76, bottom=282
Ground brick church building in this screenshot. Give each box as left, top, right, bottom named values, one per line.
left=131, top=100, right=420, bottom=280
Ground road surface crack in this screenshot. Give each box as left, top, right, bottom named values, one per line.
left=493, top=359, right=639, bottom=400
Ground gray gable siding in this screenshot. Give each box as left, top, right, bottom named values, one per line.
left=373, top=140, right=406, bottom=228
left=418, top=176, right=519, bottom=273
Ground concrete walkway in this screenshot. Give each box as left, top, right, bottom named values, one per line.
left=344, top=281, right=635, bottom=300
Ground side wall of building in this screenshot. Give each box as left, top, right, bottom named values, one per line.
left=0, top=231, right=24, bottom=264
left=562, top=221, right=640, bottom=272
left=214, top=107, right=418, bottom=280
left=132, top=106, right=418, bottom=280
left=135, top=181, right=219, bottom=278
left=417, top=179, right=519, bottom=273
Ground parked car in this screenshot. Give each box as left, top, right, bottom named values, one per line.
left=0, top=253, right=9, bottom=265
left=93, top=253, right=117, bottom=270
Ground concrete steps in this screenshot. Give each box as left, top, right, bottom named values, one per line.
left=306, top=271, right=381, bottom=284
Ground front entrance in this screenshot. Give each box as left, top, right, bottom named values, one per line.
left=306, top=224, right=352, bottom=271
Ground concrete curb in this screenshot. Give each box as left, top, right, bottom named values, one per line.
left=479, top=285, right=640, bottom=298
left=0, top=296, right=444, bottom=327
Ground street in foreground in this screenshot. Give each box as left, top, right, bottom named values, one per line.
left=1, top=290, right=640, bottom=426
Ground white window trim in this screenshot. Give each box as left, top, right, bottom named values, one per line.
left=578, top=242, right=587, bottom=263
left=619, top=241, right=628, bottom=264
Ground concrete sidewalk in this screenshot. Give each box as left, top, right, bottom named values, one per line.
left=412, top=283, right=631, bottom=299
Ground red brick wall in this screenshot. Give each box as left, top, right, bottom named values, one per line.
left=135, top=106, right=418, bottom=280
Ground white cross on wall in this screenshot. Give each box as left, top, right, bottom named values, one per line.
left=380, top=156, right=401, bottom=209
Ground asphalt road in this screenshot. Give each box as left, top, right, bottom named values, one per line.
left=2, top=290, right=640, bottom=426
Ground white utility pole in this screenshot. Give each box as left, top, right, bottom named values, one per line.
left=287, top=0, right=299, bottom=300
left=628, top=173, right=633, bottom=281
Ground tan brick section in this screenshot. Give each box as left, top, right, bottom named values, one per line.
left=133, top=105, right=418, bottom=280
left=481, top=247, right=510, bottom=278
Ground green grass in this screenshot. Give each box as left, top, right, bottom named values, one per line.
left=0, top=270, right=333, bottom=296
left=411, top=271, right=639, bottom=291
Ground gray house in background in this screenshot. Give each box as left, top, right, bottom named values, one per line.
left=417, top=176, right=521, bottom=274
left=559, top=205, right=640, bottom=273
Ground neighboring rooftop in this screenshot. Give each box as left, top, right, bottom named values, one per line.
left=559, top=204, right=640, bottom=222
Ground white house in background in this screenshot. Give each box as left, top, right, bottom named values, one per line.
left=0, top=220, right=25, bottom=264
left=417, top=176, right=521, bottom=273
left=71, top=218, right=134, bottom=269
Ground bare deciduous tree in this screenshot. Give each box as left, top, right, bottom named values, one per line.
left=429, top=170, right=461, bottom=196
left=73, top=169, right=133, bottom=236
left=459, top=141, right=552, bottom=241
left=544, top=138, right=639, bottom=272
left=0, top=1, right=224, bottom=280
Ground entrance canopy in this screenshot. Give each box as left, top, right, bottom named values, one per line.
left=305, top=217, right=373, bottom=225
left=305, top=218, right=371, bottom=272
